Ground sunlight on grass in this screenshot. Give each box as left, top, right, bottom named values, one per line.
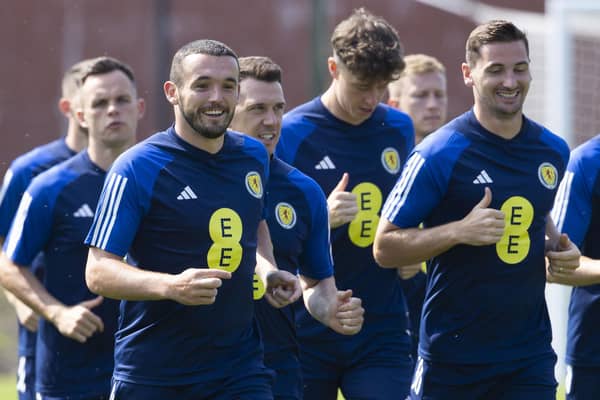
left=0, top=374, right=16, bottom=400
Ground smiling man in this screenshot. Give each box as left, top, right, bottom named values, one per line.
left=374, top=20, right=580, bottom=400
left=83, top=40, right=300, bottom=399
left=230, top=56, right=364, bottom=400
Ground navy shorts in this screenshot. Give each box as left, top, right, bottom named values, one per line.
left=300, top=330, right=413, bottom=400
left=566, top=364, right=600, bottom=400
left=109, top=367, right=274, bottom=400
left=17, top=355, right=35, bottom=400
left=264, top=352, right=302, bottom=400
left=409, top=353, right=557, bottom=400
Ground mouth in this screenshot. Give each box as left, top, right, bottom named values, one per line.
left=200, top=106, right=227, bottom=118
left=107, top=121, right=124, bottom=129
left=257, top=133, right=277, bottom=141
left=496, top=89, right=520, bottom=100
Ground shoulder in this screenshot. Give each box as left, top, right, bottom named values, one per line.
left=530, top=118, right=569, bottom=157
left=226, top=130, right=269, bottom=162
left=416, top=117, right=471, bottom=161
left=570, top=135, right=600, bottom=170
left=9, top=138, right=68, bottom=175
left=26, top=155, right=80, bottom=199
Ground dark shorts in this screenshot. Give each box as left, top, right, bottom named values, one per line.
left=409, top=353, right=557, bottom=400
left=300, top=330, right=413, bottom=400
left=17, top=355, right=35, bottom=400
left=566, top=364, right=600, bottom=400
left=264, top=352, right=302, bottom=400
left=109, top=367, right=274, bottom=400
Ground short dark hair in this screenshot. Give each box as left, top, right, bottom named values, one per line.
left=239, top=56, right=282, bottom=83
left=466, top=20, right=529, bottom=66
left=81, top=56, right=136, bottom=84
left=61, top=59, right=95, bottom=99
left=169, top=39, right=239, bottom=86
left=331, top=7, right=405, bottom=82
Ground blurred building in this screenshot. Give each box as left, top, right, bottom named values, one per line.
left=0, top=0, right=548, bottom=172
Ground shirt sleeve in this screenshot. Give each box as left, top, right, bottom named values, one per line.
left=0, top=167, right=29, bottom=238
left=299, top=179, right=334, bottom=280
left=85, top=157, right=148, bottom=257
left=3, top=181, right=54, bottom=267
left=382, top=151, right=447, bottom=229
left=551, top=159, right=594, bottom=248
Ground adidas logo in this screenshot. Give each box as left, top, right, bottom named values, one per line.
left=315, top=156, right=336, bottom=170
left=473, top=170, right=493, bottom=184
left=177, top=186, right=197, bottom=200
left=73, top=203, right=94, bottom=218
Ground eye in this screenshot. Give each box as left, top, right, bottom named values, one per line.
left=91, top=99, right=108, bottom=108
left=117, top=96, right=132, bottom=104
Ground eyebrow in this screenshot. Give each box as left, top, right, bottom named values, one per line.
left=192, top=75, right=238, bottom=84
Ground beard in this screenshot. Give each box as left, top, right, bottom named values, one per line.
left=179, top=98, right=234, bottom=139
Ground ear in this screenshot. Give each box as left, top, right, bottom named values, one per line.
left=327, top=56, right=338, bottom=79
left=76, top=108, right=88, bottom=129
left=58, top=98, right=71, bottom=117
left=136, top=98, right=146, bottom=120
left=164, top=81, right=179, bottom=105
left=462, top=62, right=474, bottom=87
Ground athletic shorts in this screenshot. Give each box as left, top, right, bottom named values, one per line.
left=409, top=353, right=557, bottom=400
left=300, top=330, right=413, bottom=400
left=17, top=355, right=35, bottom=400
left=565, top=364, right=600, bottom=400
left=109, top=366, right=274, bottom=400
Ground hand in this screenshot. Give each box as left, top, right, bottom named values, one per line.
left=14, top=300, right=39, bottom=332
left=327, top=173, right=358, bottom=229
left=52, top=296, right=104, bottom=343
left=457, top=187, right=505, bottom=246
left=397, top=263, right=423, bottom=280
left=264, top=270, right=301, bottom=308
left=327, top=290, right=364, bottom=335
left=546, top=233, right=580, bottom=277
left=168, top=268, right=231, bottom=306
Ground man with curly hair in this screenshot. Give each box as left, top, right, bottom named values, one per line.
left=277, top=8, right=415, bottom=399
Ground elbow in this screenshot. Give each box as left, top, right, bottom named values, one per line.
left=372, top=239, right=396, bottom=268
left=85, top=260, right=104, bottom=295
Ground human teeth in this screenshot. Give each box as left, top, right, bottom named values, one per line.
left=204, top=110, right=224, bottom=116
left=260, top=134, right=274, bottom=140
left=497, top=92, right=518, bottom=98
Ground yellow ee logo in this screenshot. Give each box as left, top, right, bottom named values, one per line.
left=348, top=182, right=382, bottom=248
left=275, top=202, right=296, bottom=229
left=253, top=273, right=265, bottom=300
left=245, top=171, right=263, bottom=198
left=381, top=147, right=400, bottom=174
left=207, top=208, right=243, bottom=273
left=496, top=196, right=533, bottom=264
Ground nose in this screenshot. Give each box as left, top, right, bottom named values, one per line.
left=426, top=94, right=439, bottom=109
left=263, top=109, right=278, bottom=126
left=364, top=88, right=381, bottom=107
left=107, top=101, right=120, bottom=115
left=208, top=86, right=223, bottom=102
left=502, top=71, right=517, bottom=89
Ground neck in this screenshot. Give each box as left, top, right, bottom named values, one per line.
left=321, top=84, right=364, bottom=126
left=87, top=139, right=133, bottom=171
left=473, top=104, right=523, bottom=139
left=64, top=119, right=88, bottom=152
left=174, top=114, right=224, bottom=154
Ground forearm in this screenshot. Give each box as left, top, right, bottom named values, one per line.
left=0, top=254, right=63, bottom=322
left=374, top=220, right=462, bottom=268
left=551, top=256, right=600, bottom=286
left=86, top=248, right=174, bottom=301
left=255, top=220, right=278, bottom=283
left=301, top=275, right=337, bottom=326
